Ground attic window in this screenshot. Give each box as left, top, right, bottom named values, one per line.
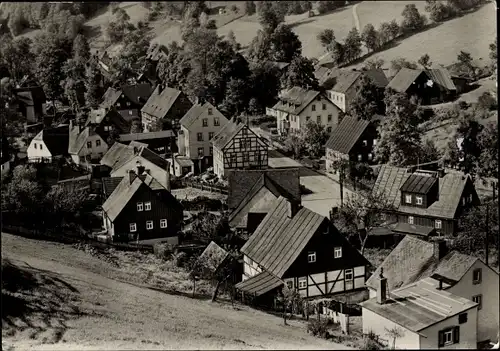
left=405, top=194, right=412, bottom=204
left=334, top=247, right=342, bottom=258
left=435, top=220, right=442, bottom=229
left=307, top=252, right=316, bottom=263
left=416, top=196, right=423, bottom=205
left=458, top=313, right=467, bottom=324
left=208, top=108, right=213, bottom=115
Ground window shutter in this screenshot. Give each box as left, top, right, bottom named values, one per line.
left=438, top=330, right=444, bottom=347
left=453, top=326, right=460, bottom=344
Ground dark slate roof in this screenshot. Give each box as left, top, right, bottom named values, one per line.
left=33, top=125, right=69, bottom=156
left=102, top=176, right=124, bottom=198
left=240, top=197, right=326, bottom=278
left=180, top=102, right=214, bottom=129
left=100, top=87, right=122, bottom=110
left=331, top=71, right=362, bottom=93
left=361, top=280, right=477, bottom=333
left=386, top=68, right=425, bottom=92
left=272, top=87, right=322, bottom=115
left=234, top=271, right=284, bottom=296
left=400, top=173, right=438, bottom=194
left=392, top=222, right=436, bottom=237
left=119, top=130, right=175, bottom=142
left=85, top=108, right=130, bottom=131
left=425, top=68, right=457, bottom=91
left=68, top=126, right=99, bottom=155
left=431, top=251, right=478, bottom=284
left=365, top=236, right=439, bottom=291
left=211, top=120, right=245, bottom=150
left=228, top=168, right=301, bottom=210
left=141, top=85, right=187, bottom=119
left=14, top=86, right=46, bottom=106
left=372, top=166, right=469, bottom=219
left=325, top=115, right=371, bottom=154
left=121, top=83, right=154, bottom=105
left=139, top=146, right=169, bottom=170
left=364, top=68, right=389, bottom=88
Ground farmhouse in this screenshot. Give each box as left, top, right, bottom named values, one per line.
left=100, top=83, right=154, bottom=122
left=85, top=107, right=131, bottom=140
left=178, top=102, right=229, bottom=174
left=13, top=86, right=47, bottom=123
left=372, top=165, right=480, bottom=236
left=141, top=83, right=193, bottom=132
left=267, top=86, right=342, bottom=136
left=27, top=124, right=69, bottom=163
left=361, top=275, right=479, bottom=349
left=236, top=196, right=371, bottom=304
left=118, top=130, right=177, bottom=156
left=227, top=168, right=301, bottom=234
left=68, top=121, right=109, bottom=167
left=212, top=120, right=269, bottom=178
left=386, top=68, right=457, bottom=105
left=325, top=115, right=380, bottom=174
left=365, top=236, right=499, bottom=344
left=101, top=169, right=183, bottom=244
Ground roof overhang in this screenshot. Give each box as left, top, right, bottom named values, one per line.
left=392, top=222, right=436, bottom=237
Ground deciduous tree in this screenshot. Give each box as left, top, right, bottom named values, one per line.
left=244, top=1, right=256, bottom=15
left=361, top=23, right=378, bottom=52
left=477, top=122, right=498, bottom=179
left=268, top=23, right=302, bottom=63
left=401, top=4, right=427, bottom=33
left=300, top=121, right=329, bottom=158
left=281, top=55, right=319, bottom=90
left=0, top=36, right=34, bottom=83
left=317, top=29, right=335, bottom=49
left=418, top=53, right=432, bottom=68
left=348, top=75, right=379, bottom=120
left=85, top=56, right=102, bottom=108
left=344, top=27, right=362, bottom=62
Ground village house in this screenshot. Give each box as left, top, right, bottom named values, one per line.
left=171, top=155, right=195, bottom=177
left=68, top=121, right=109, bottom=167
left=141, top=83, right=193, bottom=132
left=212, top=120, right=269, bottom=178
left=326, top=68, right=389, bottom=113
left=100, top=142, right=171, bottom=190
left=178, top=102, right=229, bottom=173
left=118, top=130, right=177, bottom=156
left=85, top=107, right=131, bottom=140
left=13, top=86, right=47, bottom=123
left=27, top=124, right=69, bottom=163
left=267, top=86, right=342, bottom=136
left=227, top=168, right=301, bottom=235
left=325, top=115, right=380, bottom=174
left=365, top=235, right=499, bottom=344
left=361, top=273, right=479, bottom=349
left=101, top=169, right=183, bottom=244
left=372, top=165, right=480, bottom=237
left=100, top=83, right=154, bottom=122
left=314, top=66, right=342, bottom=89
left=235, top=196, right=371, bottom=305
left=386, top=67, right=457, bottom=105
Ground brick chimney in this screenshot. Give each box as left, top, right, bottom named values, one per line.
left=433, top=238, right=448, bottom=262
left=377, top=268, right=388, bottom=305
left=287, top=200, right=301, bottom=219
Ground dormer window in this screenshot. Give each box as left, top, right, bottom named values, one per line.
left=308, top=252, right=316, bottom=263
left=416, top=196, right=423, bottom=205
left=405, top=194, right=412, bottom=204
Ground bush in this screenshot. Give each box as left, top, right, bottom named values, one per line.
left=477, top=92, right=497, bottom=111
left=307, top=319, right=330, bottom=339
left=363, top=338, right=382, bottom=350
left=458, top=100, right=470, bottom=110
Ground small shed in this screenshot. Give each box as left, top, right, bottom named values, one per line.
left=173, top=155, right=194, bottom=177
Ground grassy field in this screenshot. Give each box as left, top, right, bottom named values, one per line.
left=2, top=233, right=348, bottom=350
left=171, top=187, right=227, bottom=201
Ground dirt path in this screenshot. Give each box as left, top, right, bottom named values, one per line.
left=2, top=233, right=349, bottom=350
left=352, top=3, right=361, bottom=31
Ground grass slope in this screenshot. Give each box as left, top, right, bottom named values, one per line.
left=1, top=233, right=347, bottom=350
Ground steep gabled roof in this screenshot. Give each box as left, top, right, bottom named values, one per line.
left=211, top=120, right=245, bottom=150
left=68, top=126, right=101, bottom=155
left=272, top=87, right=323, bottom=115
left=102, top=176, right=124, bottom=198
left=228, top=168, right=301, bottom=209
left=141, top=85, right=187, bottom=119
left=325, top=115, right=371, bottom=154
left=240, top=197, right=326, bottom=278
left=364, top=68, right=389, bottom=88
left=331, top=71, right=362, bottom=93
left=100, top=142, right=135, bottom=169
left=425, top=68, right=457, bottom=91
left=33, top=125, right=69, bottom=157
left=179, top=102, right=215, bottom=129
left=386, top=68, right=425, bottom=92
left=234, top=270, right=284, bottom=297
left=431, top=251, right=478, bottom=284
left=100, top=87, right=122, bottom=110
left=85, top=108, right=130, bottom=132
left=372, top=165, right=470, bottom=219
left=400, top=173, right=438, bottom=194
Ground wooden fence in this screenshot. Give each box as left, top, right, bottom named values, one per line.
left=181, top=180, right=228, bottom=195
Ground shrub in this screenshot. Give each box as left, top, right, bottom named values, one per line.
left=363, top=338, right=382, bottom=350
left=477, top=92, right=497, bottom=111
left=307, top=319, right=329, bottom=339
left=458, top=100, right=470, bottom=110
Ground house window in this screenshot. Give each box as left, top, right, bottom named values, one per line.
left=286, top=281, right=293, bottom=289
left=368, top=153, right=373, bottom=161
left=327, top=114, right=332, bottom=122
left=334, top=247, right=342, bottom=258
left=468, top=194, right=473, bottom=202
left=87, top=141, right=92, bottom=149
left=311, top=104, right=316, bottom=111
left=435, top=220, right=442, bottom=229
left=363, top=140, right=368, bottom=146
left=160, top=219, right=167, bottom=228
left=129, top=223, right=137, bottom=232
left=96, top=140, right=101, bottom=147
left=373, top=139, right=377, bottom=146
left=197, top=133, right=203, bottom=141
left=40, top=144, right=43, bottom=150
left=405, top=194, right=412, bottom=204
left=307, top=252, right=316, bottom=263
left=208, top=108, right=213, bottom=115
left=145, top=202, right=151, bottom=211
left=214, top=117, right=219, bottom=126
left=443, top=329, right=454, bottom=346
left=117, top=103, right=121, bottom=107
left=209, top=132, right=214, bottom=140
left=137, top=202, right=144, bottom=211
left=209, top=147, right=213, bottom=156
left=128, top=110, right=133, bottom=115
left=416, top=196, right=423, bottom=205
left=202, top=118, right=208, bottom=127
left=327, top=127, right=332, bottom=133
left=126, top=101, right=131, bottom=106
left=473, top=268, right=482, bottom=284
left=345, top=269, right=353, bottom=281
left=322, top=103, right=326, bottom=110
left=104, top=126, right=111, bottom=131
left=298, top=278, right=307, bottom=289
left=408, top=216, right=414, bottom=224
left=316, top=116, right=321, bottom=124
left=358, top=154, right=362, bottom=161
left=306, top=116, right=310, bottom=122
left=34, top=143, right=37, bottom=149
left=458, top=313, right=467, bottom=324
left=146, top=221, right=153, bottom=230
left=198, top=147, right=204, bottom=158
left=472, top=294, right=482, bottom=310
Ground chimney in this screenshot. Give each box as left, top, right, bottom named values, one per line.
left=158, top=83, right=164, bottom=94
left=137, top=162, right=145, bottom=175
left=287, top=200, right=300, bottom=219
left=377, top=268, right=388, bottom=304
left=129, top=169, right=137, bottom=184
left=433, top=238, right=448, bottom=261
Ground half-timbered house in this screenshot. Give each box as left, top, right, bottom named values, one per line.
left=235, top=196, right=371, bottom=303
left=212, top=121, right=269, bottom=178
